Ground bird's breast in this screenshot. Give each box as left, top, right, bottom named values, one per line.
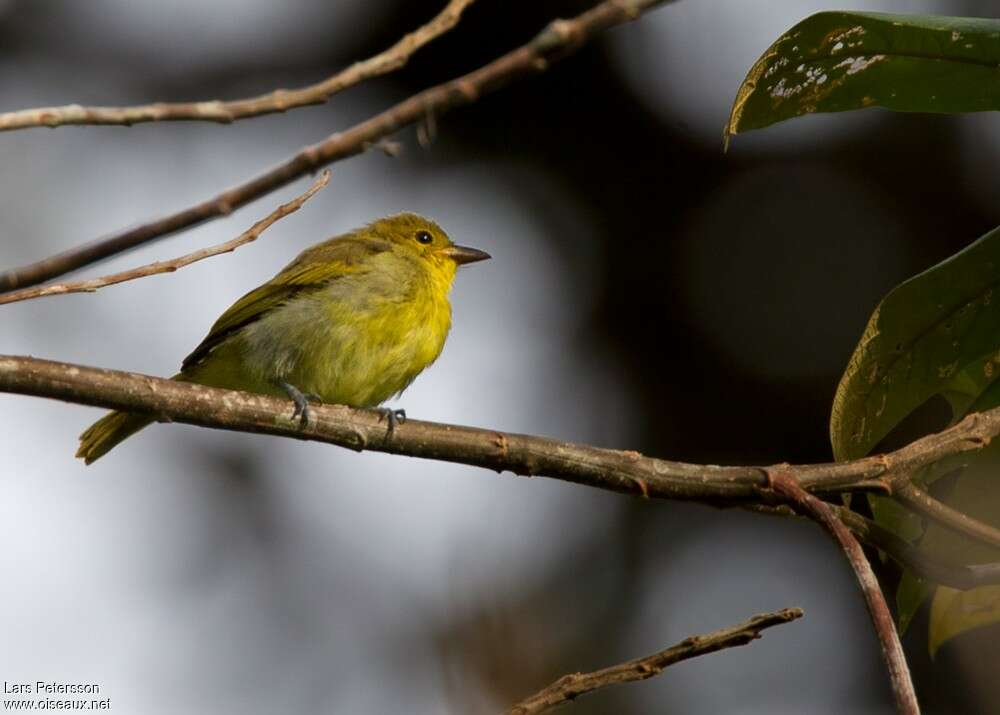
left=244, top=266, right=453, bottom=407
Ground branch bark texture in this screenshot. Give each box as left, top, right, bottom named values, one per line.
left=2, top=355, right=1000, bottom=506
left=766, top=473, right=918, bottom=715
left=505, top=608, right=803, bottom=715
left=0, top=0, right=673, bottom=292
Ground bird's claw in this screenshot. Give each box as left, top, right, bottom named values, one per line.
left=280, top=382, right=320, bottom=426
left=377, top=408, right=407, bottom=438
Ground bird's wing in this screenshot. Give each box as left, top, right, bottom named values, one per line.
left=181, top=237, right=386, bottom=370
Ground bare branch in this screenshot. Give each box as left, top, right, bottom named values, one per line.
left=895, top=480, right=1000, bottom=550
left=967, top=561, right=1000, bottom=583
left=505, top=608, right=803, bottom=715
left=833, top=507, right=1000, bottom=591
left=837, top=507, right=1000, bottom=591
left=745, top=503, right=1000, bottom=591
left=766, top=473, right=918, bottom=715
left=4, top=356, right=1000, bottom=512
left=0, top=171, right=330, bottom=306
left=0, top=0, right=477, bottom=131
left=0, top=0, right=674, bottom=292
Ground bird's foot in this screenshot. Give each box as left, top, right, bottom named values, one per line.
left=279, top=382, right=321, bottom=426
left=376, top=407, right=407, bottom=438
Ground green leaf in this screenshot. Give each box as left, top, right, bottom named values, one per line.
left=871, top=495, right=925, bottom=544
left=963, top=357, right=1000, bottom=415
left=831, top=224, right=1000, bottom=651
left=909, top=353, right=1000, bottom=486
left=897, top=570, right=931, bottom=635
left=726, top=12, right=1000, bottom=140
left=930, top=584, right=1000, bottom=656
left=831, top=225, right=1000, bottom=462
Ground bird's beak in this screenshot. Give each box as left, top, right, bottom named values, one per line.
left=442, top=244, right=491, bottom=266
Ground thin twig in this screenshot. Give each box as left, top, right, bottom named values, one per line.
left=4, top=356, right=1000, bottom=517
left=894, top=481, right=1000, bottom=550
left=835, top=506, right=1000, bottom=591
left=0, top=171, right=330, bottom=306
left=745, top=503, right=1000, bottom=591
left=766, top=473, right=918, bottom=715
left=831, top=507, right=1000, bottom=591
left=505, top=608, right=803, bottom=715
left=0, top=1, right=477, bottom=131
left=0, top=0, right=674, bottom=292
left=968, top=562, right=1000, bottom=582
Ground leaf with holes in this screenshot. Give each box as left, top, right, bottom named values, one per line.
left=831, top=225, right=1000, bottom=462
left=726, top=12, right=1000, bottom=141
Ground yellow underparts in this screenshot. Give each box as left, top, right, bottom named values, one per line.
left=188, top=249, right=456, bottom=407
left=77, top=229, right=462, bottom=464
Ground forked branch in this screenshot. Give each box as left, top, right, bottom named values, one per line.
left=3, top=354, right=1000, bottom=558
left=765, top=473, right=918, bottom=715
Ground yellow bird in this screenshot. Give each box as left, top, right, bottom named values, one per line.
left=77, top=213, right=490, bottom=464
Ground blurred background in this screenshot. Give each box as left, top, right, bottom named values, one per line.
left=1, top=0, right=998, bottom=712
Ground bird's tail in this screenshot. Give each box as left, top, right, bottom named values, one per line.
left=76, top=410, right=155, bottom=465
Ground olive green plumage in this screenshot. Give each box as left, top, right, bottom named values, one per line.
left=77, top=213, right=490, bottom=464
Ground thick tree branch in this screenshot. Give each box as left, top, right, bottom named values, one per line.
left=766, top=473, right=918, bottom=715
left=4, top=356, right=1000, bottom=512
left=0, top=0, right=477, bottom=131
left=0, top=0, right=674, bottom=292
left=0, top=171, right=330, bottom=306
left=504, top=608, right=803, bottom=715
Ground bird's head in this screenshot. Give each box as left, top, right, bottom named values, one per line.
left=368, top=213, right=491, bottom=272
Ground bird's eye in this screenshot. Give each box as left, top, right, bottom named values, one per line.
left=415, top=230, right=433, bottom=245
